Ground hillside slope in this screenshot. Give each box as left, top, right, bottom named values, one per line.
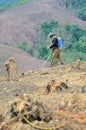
left=0, top=44, right=50, bottom=74
left=0, top=62, right=86, bottom=130
left=0, top=0, right=86, bottom=45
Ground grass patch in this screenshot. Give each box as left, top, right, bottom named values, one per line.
left=61, top=50, right=86, bottom=63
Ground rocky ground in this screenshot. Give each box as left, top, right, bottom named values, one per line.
left=0, top=62, right=86, bottom=130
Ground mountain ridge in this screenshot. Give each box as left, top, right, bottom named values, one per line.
left=0, top=44, right=50, bottom=75
left=0, top=0, right=86, bottom=46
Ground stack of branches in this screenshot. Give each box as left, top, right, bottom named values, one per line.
left=7, top=93, right=52, bottom=123
left=0, top=94, right=66, bottom=130
left=46, top=80, right=69, bottom=93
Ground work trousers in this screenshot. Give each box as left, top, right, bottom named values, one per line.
left=51, top=48, right=65, bottom=67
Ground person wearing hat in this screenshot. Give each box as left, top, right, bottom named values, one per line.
left=48, top=33, right=65, bottom=67
left=4, top=57, right=19, bottom=80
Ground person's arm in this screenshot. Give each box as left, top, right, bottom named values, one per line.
left=50, top=37, right=58, bottom=49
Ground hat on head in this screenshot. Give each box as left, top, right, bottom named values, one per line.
left=48, top=32, right=56, bottom=38
left=9, top=57, right=15, bottom=62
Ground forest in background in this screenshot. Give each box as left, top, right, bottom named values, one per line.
left=18, top=20, right=86, bottom=63
left=0, top=0, right=86, bottom=63
left=64, top=0, right=86, bottom=21
left=0, top=0, right=33, bottom=11
left=0, top=0, right=85, bottom=21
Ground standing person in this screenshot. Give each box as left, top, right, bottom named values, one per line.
left=4, top=57, right=19, bottom=80
left=4, top=60, right=10, bottom=80
left=48, top=33, right=65, bottom=67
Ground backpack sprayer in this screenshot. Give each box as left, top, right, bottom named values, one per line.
left=41, top=33, right=63, bottom=69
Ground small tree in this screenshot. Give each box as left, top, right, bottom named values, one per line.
left=37, top=44, right=49, bottom=60
left=40, top=20, right=58, bottom=40
left=28, top=48, right=34, bottom=56
left=72, top=36, right=86, bottom=53
left=17, top=42, right=28, bottom=51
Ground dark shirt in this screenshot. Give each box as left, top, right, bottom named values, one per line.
left=50, top=37, right=58, bottom=50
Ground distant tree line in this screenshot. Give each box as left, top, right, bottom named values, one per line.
left=0, top=0, right=32, bottom=11
left=63, top=0, right=86, bottom=21
left=17, top=20, right=86, bottom=63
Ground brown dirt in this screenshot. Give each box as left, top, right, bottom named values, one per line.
left=0, top=0, right=86, bottom=45
left=0, top=62, right=86, bottom=130
left=0, top=44, right=50, bottom=74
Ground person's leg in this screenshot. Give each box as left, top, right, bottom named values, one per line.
left=6, top=68, right=10, bottom=80
left=57, top=49, right=65, bottom=65
left=51, top=49, right=59, bottom=67
left=4, top=61, right=10, bottom=80
left=10, top=63, right=19, bottom=79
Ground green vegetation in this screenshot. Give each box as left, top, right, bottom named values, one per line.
left=17, top=42, right=28, bottom=51
left=37, top=44, right=50, bottom=60
left=17, top=42, right=34, bottom=57
left=3, top=0, right=85, bottom=63
left=17, top=20, right=86, bottom=63
left=33, top=20, right=86, bottom=63
left=0, top=73, right=3, bottom=77
left=28, top=48, right=34, bottom=56
left=63, top=0, right=86, bottom=21
left=0, top=0, right=33, bottom=11
left=40, top=20, right=58, bottom=40
left=72, top=36, right=86, bottom=53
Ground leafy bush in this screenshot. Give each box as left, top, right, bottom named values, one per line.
left=37, top=44, right=50, bottom=60
left=40, top=20, right=58, bottom=39
left=72, top=36, right=86, bottom=53
left=78, top=7, right=86, bottom=21
left=61, top=50, right=86, bottom=63
left=28, top=48, right=34, bottom=56
left=63, top=0, right=86, bottom=21
left=17, top=42, right=28, bottom=51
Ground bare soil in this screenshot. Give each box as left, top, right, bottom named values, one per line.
left=0, top=62, right=86, bottom=130
left=0, top=44, right=50, bottom=74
